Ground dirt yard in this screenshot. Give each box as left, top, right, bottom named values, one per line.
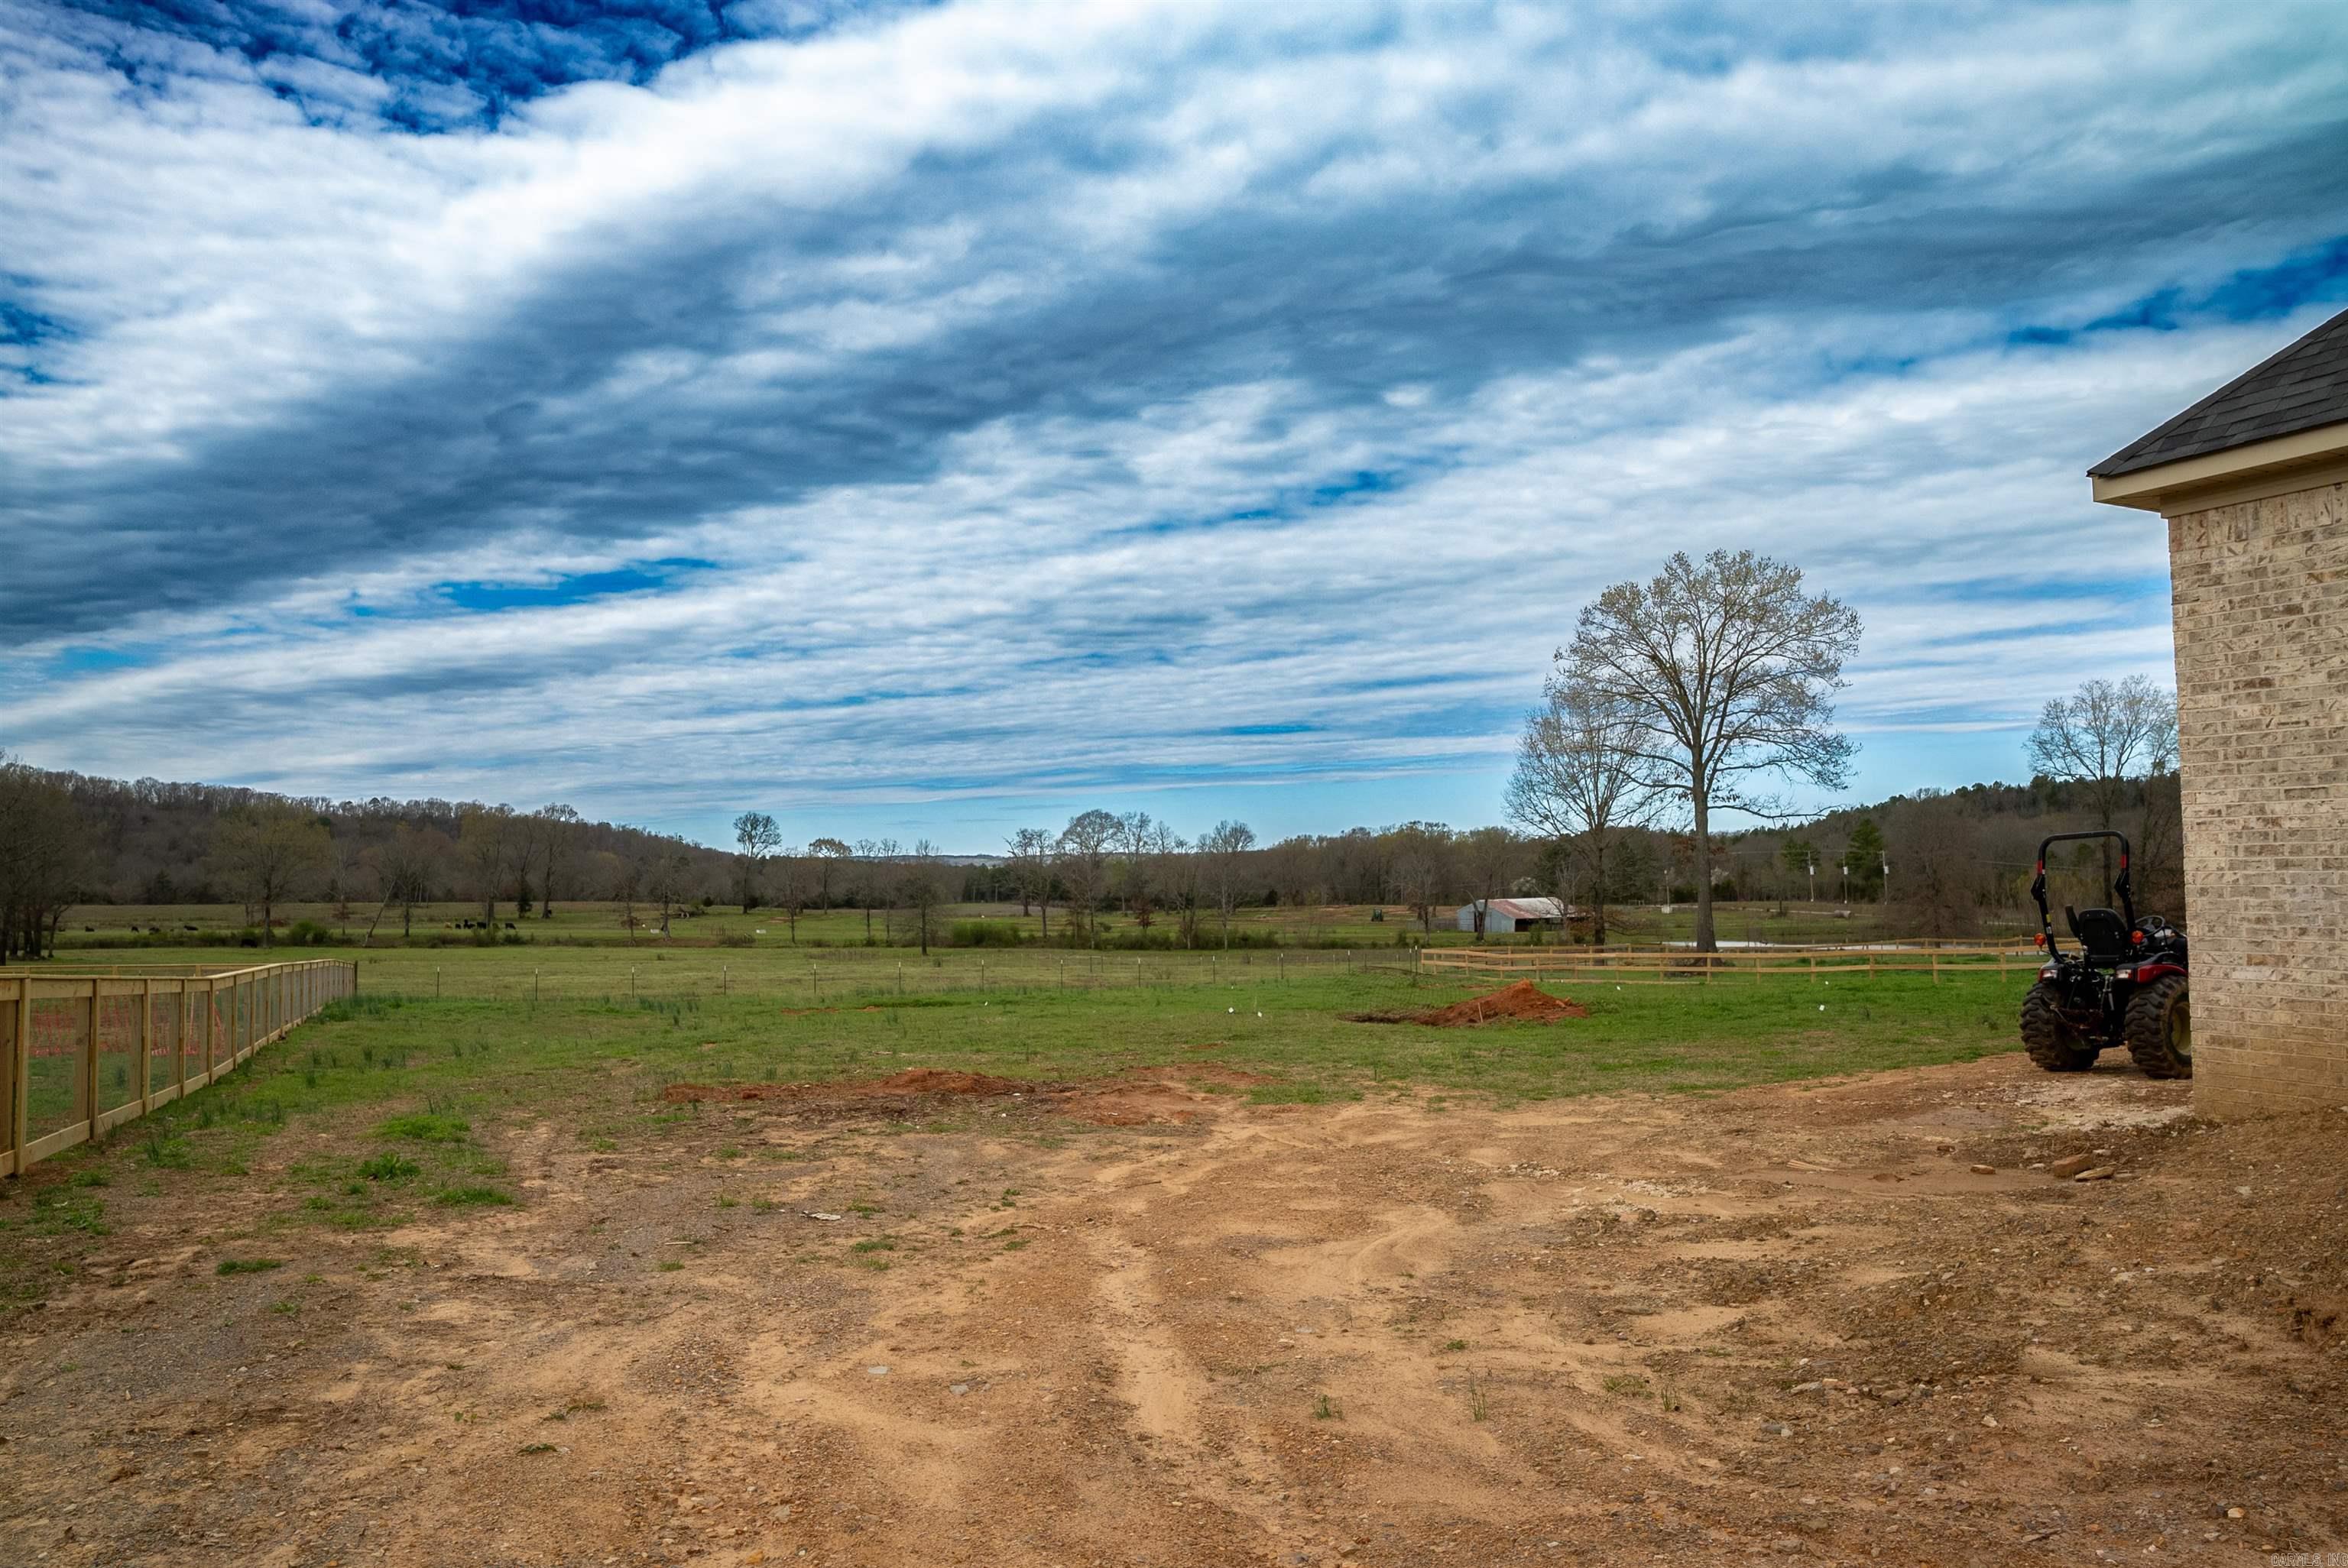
left=7, top=1051, right=2347, bottom=1566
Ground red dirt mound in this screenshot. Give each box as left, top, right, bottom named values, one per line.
left=1348, top=979, right=1587, bottom=1026
left=871, top=1068, right=1029, bottom=1095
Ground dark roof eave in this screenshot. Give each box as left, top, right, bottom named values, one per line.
left=2089, top=306, right=2348, bottom=478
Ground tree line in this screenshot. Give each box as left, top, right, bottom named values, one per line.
left=0, top=549, right=2179, bottom=957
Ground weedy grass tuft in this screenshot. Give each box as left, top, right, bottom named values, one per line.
left=356, top=1152, right=423, bottom=1182
left=433, top=1184, right=515, bottom=1207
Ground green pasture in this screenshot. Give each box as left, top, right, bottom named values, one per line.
left=0, top=946, right=2034, bottom=1310
left=50, top=897, right=2015, bottom=953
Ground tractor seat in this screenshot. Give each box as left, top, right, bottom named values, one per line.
left=2066, top=905, right=2133, bottom=961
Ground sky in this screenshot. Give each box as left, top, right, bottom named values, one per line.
left=4, top=1, right=2346, bottom=854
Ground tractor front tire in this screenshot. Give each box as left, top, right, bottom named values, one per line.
left=2124, top=974, right=2192, bottom=1080
left=2021, top=983, right=2098, bottom=1072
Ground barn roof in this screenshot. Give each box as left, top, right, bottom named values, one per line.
left=1464, top=897, right=1568, bottom=919
left=2090, top=306, right=2348, bottom=478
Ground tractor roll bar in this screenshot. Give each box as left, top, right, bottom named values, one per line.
left=2030, top=830, right=2135, bottom=955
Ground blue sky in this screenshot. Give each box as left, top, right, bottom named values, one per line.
left=4, top=1, right=2346, bottom=852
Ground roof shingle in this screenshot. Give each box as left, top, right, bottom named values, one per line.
left=2090, top=306, right=2348, bottom=478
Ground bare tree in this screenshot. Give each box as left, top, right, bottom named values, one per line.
left=1114, top=812, right=1157, bottom=925
left=1566, top=549, right=1863, bottom=951
left=1886, top=797, right=1985, bottom=938
left=537, top=804, right=581, bottom=919
left=1056, top=810, right=1120, bottom=943
left=807, top=837, right=852, bottom=912
left=211, top=806, right=330, bottom=944
left=648, top=842, right=692, bottom=938
left=459, top=805, right=519, bottom=922
left=368, top=822, right=446, bottom=941
left=1198, top=820, right=1257, bottom=949
left=1385, top=821, right=1449, bottom=935
left=2027, top=675, right=2178, bottom=891
left=732, top=811, right=781, bottom=912
left=1007, top=827, right=1056, bottom=938
left=1458, top=825, right=1521, bottom=941
left=1265, top=836, right=1319, bottom=922
left=855, top=838, right=900, bottom=943
left=614, top=844, right=648, bottom=942
left=2136, top=745, right=2185, bottom=918
left=900, top=839, right=949, bottom=954
left=772, top=848, right=812, bottom=942
left=1138, top=820, right=1195, bottom=946
left=1505, top=681, right=1654, bottom=945
left=0, top=754, right=84, bottom=961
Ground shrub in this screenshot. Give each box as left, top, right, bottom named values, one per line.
left=717, top=931, right=755, bottom=948
left=375, top=1112, right=470, bottom=1142
left=356, top=1152, right=422, bottom=1182
left=949, top=920, right=1024, bottom=948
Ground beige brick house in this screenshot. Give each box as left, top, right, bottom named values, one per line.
left=2091, top=307, right=2348, bottom=1115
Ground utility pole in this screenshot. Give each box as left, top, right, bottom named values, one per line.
left=1880, top=852, right=1890, bottom=909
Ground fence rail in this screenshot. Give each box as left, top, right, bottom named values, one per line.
left=0, top=960, right=355, bottom=1178
left=1421, top=941, right=2037, bottom=985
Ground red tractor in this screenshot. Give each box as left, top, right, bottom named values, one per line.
left=2020, top=831, right=2191, bottom=1077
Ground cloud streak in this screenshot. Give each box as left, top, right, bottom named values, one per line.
left=3, top=0, right=2346, bottom=844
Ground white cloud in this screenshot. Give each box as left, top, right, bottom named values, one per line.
left=2, top=0, right=2344, bottom=843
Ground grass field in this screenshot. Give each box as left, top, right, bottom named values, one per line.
left=0, top=944, right=2031, bottom=1294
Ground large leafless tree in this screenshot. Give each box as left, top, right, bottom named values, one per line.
left=2027, top=675, right=2178, bottom=893
left=731, top=810, right=781, bottom=912
left=459, top=805, right=519, bottom=922
left=1006, top=827, right=1056, bottom=937
left=210, top=805, right=330, bottom=944
left=365, top=822, right=449, bottom=941
left=1385, top=821, right=1450, bottom=935
left=1198, top=820, right=1256, bottom=948
left=1056, top=810, right=1119, bottom=942
left=900, top=840, right=949, bottom=954
left=1566, top=549, right=1862, bottom=951
left=0, top=754, right=83, bottom=961
left=1505, top=680, right=1654, bottom=945
left=1458, top=825, right=1522, bottom=941
left=807, top=837, right=852, bottom=912
left=536, top=804, right=581, bottom=918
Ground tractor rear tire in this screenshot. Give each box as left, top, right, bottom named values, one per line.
left=2124, top=974, right=2192, bottom=1079
left=2021, top=982, right=2098, bottom=1072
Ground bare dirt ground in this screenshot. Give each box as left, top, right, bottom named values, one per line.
left=7, top=1051, right=2348, bottom=1567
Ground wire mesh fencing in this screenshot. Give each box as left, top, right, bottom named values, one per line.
left=0, top=961, right=355, bottom=1177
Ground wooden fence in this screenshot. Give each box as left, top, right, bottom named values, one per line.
left=1421, top=940, right=2039, bottom=986
left=0, top=960, right=355, bottom=1178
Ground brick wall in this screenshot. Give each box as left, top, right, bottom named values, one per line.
left=2166, top=476, right=2348, bottom=1115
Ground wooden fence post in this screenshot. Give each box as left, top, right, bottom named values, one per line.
left=138, top=978, right=153, bottom=1116
left=10, top=980, right=28, bottom=1173
left=82, top=981, right=100, bottom=1140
